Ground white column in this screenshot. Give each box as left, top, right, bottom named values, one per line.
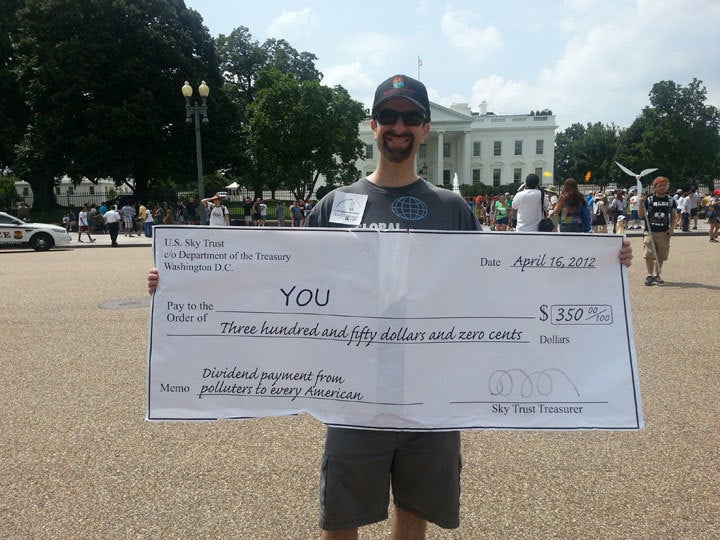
left=436, top=131, right=444, bottom=185
left=463, top=130, right=472, bottom=184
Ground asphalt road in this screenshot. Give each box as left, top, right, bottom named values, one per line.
left=2, top=234, right=718, bottom=539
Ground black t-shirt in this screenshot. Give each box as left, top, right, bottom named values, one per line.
left=643, top=195, right=676, bottom=232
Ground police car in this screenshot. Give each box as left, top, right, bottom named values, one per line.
left=0, top=212, right=72, bottom=251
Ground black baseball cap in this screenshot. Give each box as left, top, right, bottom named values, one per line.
left=372, top=74, right=430, bottom=120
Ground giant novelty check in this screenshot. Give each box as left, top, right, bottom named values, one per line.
left=147, top=226, right=644, bottom=430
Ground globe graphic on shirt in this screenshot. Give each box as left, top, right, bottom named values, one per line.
left=391, top=196, right=428, bottom=221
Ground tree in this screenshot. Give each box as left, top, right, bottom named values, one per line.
left=554, top=122, right=619, bottom=186
left=245, top=71, right=365, bottom=200
left=0, top=0, right=28, bottom=172
left=12, top=0, right=229, bottom=209
left=262, top=38, right=322, bottom=82
left=0, top=175, right=20, bottom=211
left=215, top=29, right=326, bottom=195
left=620, top=79, right=720, bottom=186
left=216, top=27, right=266, bottom=112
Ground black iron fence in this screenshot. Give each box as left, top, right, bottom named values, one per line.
left=15, top=188, right=312, bottom=225
left=17, top=188, right=304, bottom=214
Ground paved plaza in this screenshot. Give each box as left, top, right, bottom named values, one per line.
left=2, top=231, right=718, bottom=539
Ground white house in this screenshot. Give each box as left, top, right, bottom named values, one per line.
left=356, top=101, right=557, bottom=188
left=16, top=176, right=132, bottom=207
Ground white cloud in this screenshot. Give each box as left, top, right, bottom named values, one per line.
left=467, top=0, right=720, bottom=129
left=335, top=33, right=402, bottom=69
left=187, top=0, right=719, bottom=130
left=266, top=7, right=317, bottom=39
left=440, top=8, right=503, bottom=59
left=469, top=75, right=532, bottom=115
left=323, top=63, right=374, bottom=92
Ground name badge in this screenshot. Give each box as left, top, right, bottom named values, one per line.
left=329, top=194, right=368, bottom=226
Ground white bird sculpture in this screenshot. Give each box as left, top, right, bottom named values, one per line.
left=615, top=162, right=658, bottom=195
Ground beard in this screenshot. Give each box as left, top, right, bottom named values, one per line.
left=380, top=133, right=415, bottom=163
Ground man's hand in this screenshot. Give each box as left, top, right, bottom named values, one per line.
left=148, top=268, right=159, bottom=295
left=620, top=239, right=633, bottom=267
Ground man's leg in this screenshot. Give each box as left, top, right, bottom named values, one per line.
left=644, top=257, right=656, bottom=285
left=320, top=529, right=357, bottom=540
left=392, top=506, right=427, bottom=540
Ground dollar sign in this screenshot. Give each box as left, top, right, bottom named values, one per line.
left=539, top=304, right=549, bottom=322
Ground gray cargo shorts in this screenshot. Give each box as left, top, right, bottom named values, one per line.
left=318, top=427, right=462, bottom=531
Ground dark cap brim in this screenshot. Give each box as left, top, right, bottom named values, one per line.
left=372, top=95, right=428, bottom=115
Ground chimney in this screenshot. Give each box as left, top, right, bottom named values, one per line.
left=479, top=100, right=488, bottom=115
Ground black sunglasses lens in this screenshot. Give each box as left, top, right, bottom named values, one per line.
left=376, top=110, right=424, bottom=126
left=401, top=112, right=424, bottom=126
left=376, top=110, right=399, bottom=125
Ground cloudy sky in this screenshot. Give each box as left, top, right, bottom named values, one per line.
left=185, top=0, right=720, bottom=130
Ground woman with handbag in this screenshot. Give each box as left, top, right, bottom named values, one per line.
left=592, top=192, right=609, bottom=233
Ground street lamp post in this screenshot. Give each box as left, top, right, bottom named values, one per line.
left=182, top=80, right=209, bottom=224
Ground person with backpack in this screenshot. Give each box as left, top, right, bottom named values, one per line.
left=201, top=194, right=230, bottom=226
left=552, top=178, right=592, bottom=233
left=639, top=176, right=678, bottom=286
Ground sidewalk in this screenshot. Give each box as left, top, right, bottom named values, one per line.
left=69, top=219, right=714, bottom=247
left=622, top=217, right=711, bottom=237
left=70, top=231, right=154, bottom=248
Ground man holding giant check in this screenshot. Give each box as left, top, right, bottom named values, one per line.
left=147, top=74, right=637, bottom=539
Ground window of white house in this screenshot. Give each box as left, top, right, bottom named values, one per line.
left=473, top=141, right=481, bottom=157
left=493, top=168, right=501, bottom=187
left=68, top=187, right=74, bottom=195
left=443, top=170, right=451, bottom=183
left=514, top=140, right=523, bottom=155
left=493, top=141, right=502, bottom=156
left=443, top=143, right=451, bottom=158
left=536, top=140, right=544, bottom=154
left=514, top=168, right=522, bottom=183
left=365, top=144, right=373, bottom=159
left=472, top=169, right=481, bottom=182
left=535, top=167, right=543, bottom=177
left=419, top=143, right=426, bottom=159
left=89, top=186, right=95, bottom=195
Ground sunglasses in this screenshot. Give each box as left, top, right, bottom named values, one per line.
left=374, top=109, right=426, bottom=127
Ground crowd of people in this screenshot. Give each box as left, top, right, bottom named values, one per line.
left=239, top=196, right=315, bottom=227
left=466, top=181, right=717, bottom=238
left=59, top=195, right=319, bottom=238
left=52, top=181, right=717, bottom=250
